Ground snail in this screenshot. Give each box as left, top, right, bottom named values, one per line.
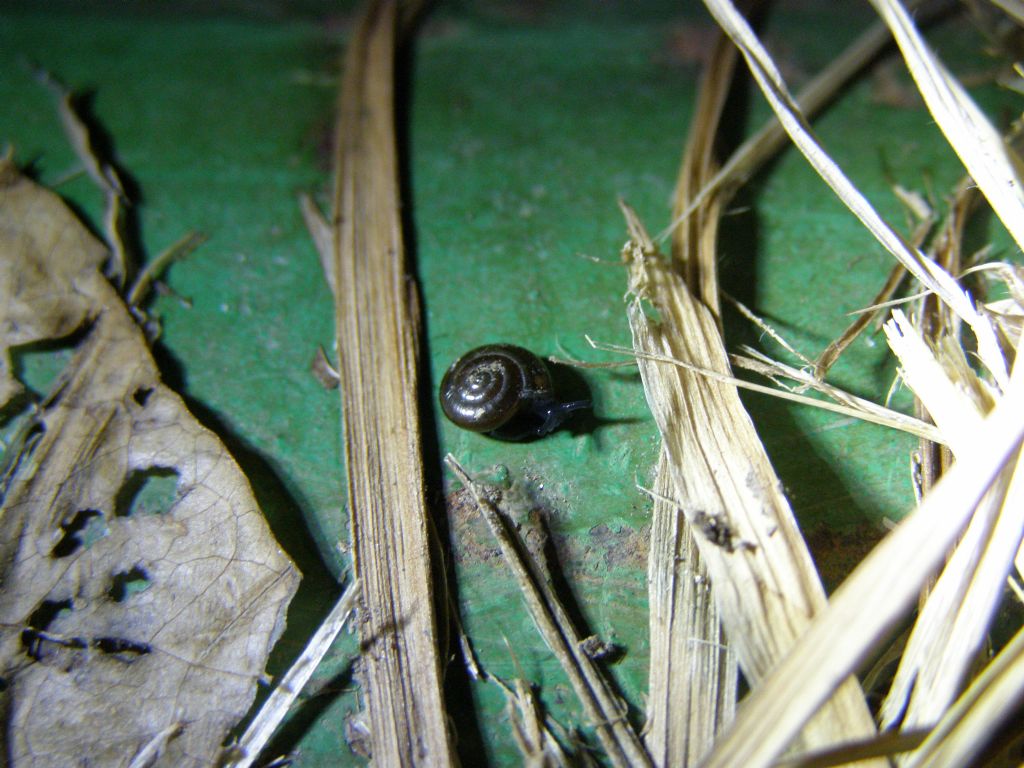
left=439, top=344, right=590, bottom=440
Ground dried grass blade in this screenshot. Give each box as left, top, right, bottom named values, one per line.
left=880, top=457, right=1021, bottom=732
left=225, top=579, right=361, bottom=768
left=902, top=623, right=1024, bottom=768
left=989, top=0, right=1024, bottom=27
left=644, top=447, right=737, bottom=766
left=772, top=729, right=928, bottom=768
left=877, top=312, right=1023, bottom=731
left=697, top=370, right=1024, bottom=768
left=670, top=18, right=740, bottom=310
left=731, top=347, right=945, bottom=441
left=642, top=27, right=740, bottom=767
left=907, top=177, right=976, bottom=505
left=884, top=310, right=989, bottom=459
left=627, top=289, right=880, bottom=760
left=314, top=1, right=455, bottom=762
left=867, top=0, right=1024, bottom=254
left=587, top=337, right=944, bottom=442
left=698, top=0, right=1008, bottom=390
left=659, top=1, right=938, bottom=244
left=445, top=455, right=651, bottom=768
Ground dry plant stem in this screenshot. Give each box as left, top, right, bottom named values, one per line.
left=670, top=16, right=739, bottom=312
left=697, top=370, right=1024, bottom=768
left=883, top=310, right=992, bottom=447
left=910, top=185, right=967, bottom=566
left=629, top=5, right=882, bottom=737
left=723, top=293, right=813, bottom=367
left=626, top=280, right=880, bottom=758
left=37, top=68, right=132, bottom=286
left=903, top=622, right=1024, bottom=768
left=644, top=448, right=736, bottom=767
left=988, top=0, right=1024, bottom=26
left=729, top=348, right=945, bottom=442
left=884, top=458, right=1021, bottom=735
left=445, top=455, right=651, bottom=768
left=626, top=22, right=881, bottom=732
left=687, top=5, right=1024, bottom=761
left=658, top=0, right=939, bottom=244
left=588, top=337, right=944, bottom=443
left=226, top=579, right=361, bottom=768
left=457, top=639, right=569, bottom=764
left=316, top=2, right=455, bottom=763
left=813, top=262, right=906, bottom=379
left=698, top=0, right=1008, bottom=390
left=126, top=231, right=207, bottom=308
left=644, top=26, right=739, bottom=767
left=486, top=670, right=572, bottom=766
left=877, top=311, right=1024, bottom=738
left=505, top=677, right=572, bottom=768
left=909, top=179, right=974, bottom=518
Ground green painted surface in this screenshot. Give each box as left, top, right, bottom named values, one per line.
left=0, top=3, right=1015, bottom=764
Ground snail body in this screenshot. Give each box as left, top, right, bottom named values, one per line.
left=439, top=344, right=589, bottom=440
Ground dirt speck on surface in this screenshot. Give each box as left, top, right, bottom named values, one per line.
left=805, top=522, right=886, bottom=593
left=871, top=59, right=923, bottom=109
left=445, top=486, right=503, bottom=565
left=578, top=523, right=650, bottom=571
left=658, top=22, right=718, bottom=69
left=444, top=484, right=649, bottom=579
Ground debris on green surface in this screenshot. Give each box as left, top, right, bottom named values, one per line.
left=2, top=1, right=1023, bottom=765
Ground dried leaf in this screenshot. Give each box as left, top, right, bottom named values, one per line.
left=0, top=154, right=106, bottom=405
left=0, top=158, right=299, bottom=766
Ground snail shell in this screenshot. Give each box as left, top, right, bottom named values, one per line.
left=439, top=344, right=552, bottom=435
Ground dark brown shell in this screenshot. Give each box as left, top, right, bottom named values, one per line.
left=439, top=345, right=552, bottom=433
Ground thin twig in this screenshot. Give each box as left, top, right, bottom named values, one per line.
left=126, top=231, right=207, bottom=308
left=655, top=0, right=945, bottom=245
left=585, top=336, right=944, bottom=442
left=223, top=580, right=361, bottom=768
left=445, top=455, right=651, bottom=768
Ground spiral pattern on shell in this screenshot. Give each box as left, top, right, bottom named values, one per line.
left=439, top=345, right=552, bottom=433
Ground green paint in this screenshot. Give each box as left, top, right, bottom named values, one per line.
left=0, top=4, right=1015, bottom=764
